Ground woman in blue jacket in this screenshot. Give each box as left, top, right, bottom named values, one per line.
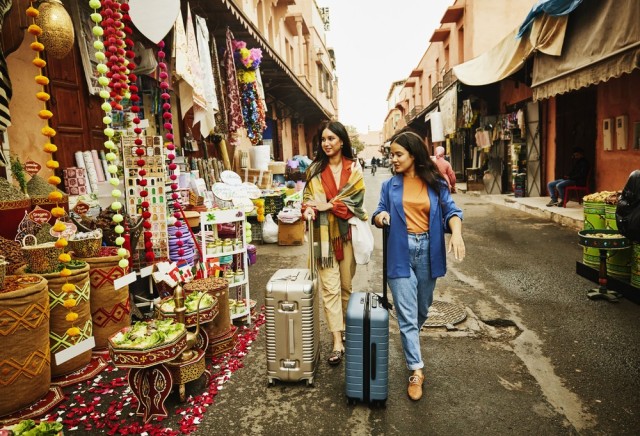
left=373, top=129, right=465, bottom=401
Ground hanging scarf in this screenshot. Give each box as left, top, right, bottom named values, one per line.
left=305, top=159, right=367, bottom=268
left=223, top=28, right=244, bottom=134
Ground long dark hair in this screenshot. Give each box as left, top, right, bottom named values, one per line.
left=390, top=128, right=445, bottom=192
left=306, top=120, right=355, bottom=183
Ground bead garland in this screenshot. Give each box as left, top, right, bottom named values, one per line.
left=157, top=41, right=185, bottom=266
left=120, top=1, right=154, bottom=263
left=88, top=0, right=129, bottom=270
left=26, top=2, right=78, bottom=339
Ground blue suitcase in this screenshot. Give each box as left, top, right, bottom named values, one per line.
left=345, top=225, right=391, bottom=406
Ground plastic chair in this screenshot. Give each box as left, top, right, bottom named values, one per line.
left=562, top=169, right=592, bottom=207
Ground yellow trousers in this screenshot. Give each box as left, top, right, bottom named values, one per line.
left=318, top=240, right=356, bottom=332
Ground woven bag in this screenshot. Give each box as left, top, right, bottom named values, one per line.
left=0, top=274, right=50, bottom=417
left=78, top=248, right=130, bottom=349
left=18, top=263, right=92, bottom=377
left=21, top=234, right=62, bottom=274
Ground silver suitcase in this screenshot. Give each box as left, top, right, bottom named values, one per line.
left=265, top=219, right=319, bottom=386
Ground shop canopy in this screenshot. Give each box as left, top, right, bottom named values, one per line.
left=452, top=14, right=567, bottom=87
left=531, top=0, right=640, bottom=101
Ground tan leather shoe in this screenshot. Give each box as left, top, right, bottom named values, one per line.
left=407, top=374, right=424, bottom=401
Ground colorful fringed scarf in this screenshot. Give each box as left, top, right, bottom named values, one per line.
left=305, top=160, right=367, bottom=268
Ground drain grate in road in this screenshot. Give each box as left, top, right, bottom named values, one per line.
left=422, top=300, right=466, bottom=328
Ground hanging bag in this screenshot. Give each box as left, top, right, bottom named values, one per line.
left=348, top=216, right=374, bottom=265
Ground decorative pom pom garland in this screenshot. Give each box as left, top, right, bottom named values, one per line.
left=87, top=0, right=129, bottom=271
left=120, top=1, right=154, bottom=263
left=157, top=40, right=186, bottom=267
left=27, top=1, right=79, bottom=338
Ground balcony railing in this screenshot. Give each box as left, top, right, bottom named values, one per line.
left=432, top=81, right=443, bottom=98
left=403, top=105, right=424, bottom=125
left=442, top=69, right=457, bottom=89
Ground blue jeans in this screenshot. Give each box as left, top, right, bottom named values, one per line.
left=547, top=179, right=576, bottom=202
left=388, top=233, right=436, bottom=370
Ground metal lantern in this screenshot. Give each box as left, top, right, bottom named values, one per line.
left=35, top=0, right=75, bottom=59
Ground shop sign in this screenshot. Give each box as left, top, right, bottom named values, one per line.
left=28, top=206, right=52, bottom=224
left=24, top=160, right=41, bottom=176
left=73, top=201, right=90, bottom=215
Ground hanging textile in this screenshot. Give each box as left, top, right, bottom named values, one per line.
left=0, top=0, right=13, bottom=131
left=195, top=14, right=218, bottom=137
left=173, top=4, right=206, bottom=120
left=209, top=31, right=228, bottom=132
left=184, top=4, right=206, bottom=124
left=223, top=28, right=243, bottom=135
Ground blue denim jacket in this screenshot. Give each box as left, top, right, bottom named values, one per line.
left=372, top=175, right=463, bottom=279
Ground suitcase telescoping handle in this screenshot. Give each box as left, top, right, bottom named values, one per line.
left=380, top=219, right=392, bottom=311
left=307, top=215, right=316, bottom=282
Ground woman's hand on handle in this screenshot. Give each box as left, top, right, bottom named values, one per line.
left=374, top=212, right=390, bottom=228
left=303, top=207, right=316, bottom=221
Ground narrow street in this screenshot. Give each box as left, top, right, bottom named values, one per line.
left=196, top=168, right=640, bottom=435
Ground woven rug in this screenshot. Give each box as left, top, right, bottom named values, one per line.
left=51, top=355, right=109, bottom=388
left=0, top=386, right=64, bottom=426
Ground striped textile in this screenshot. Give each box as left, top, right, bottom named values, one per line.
left=0, top=0, right=13, bottom=131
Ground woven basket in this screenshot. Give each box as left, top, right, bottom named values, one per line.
left=68, top=231, right=102, bottom=258
left=21, top=234, right=62, bottom=274
left=0, top=274, right=50, bottom=416
left=0, top=256, right=6, bottom=290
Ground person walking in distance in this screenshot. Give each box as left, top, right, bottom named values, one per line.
left=371, top=157, right=377, bottom=175
left=302, top=120, right=368, bottom=366
left=372, top=128, right=465, bottom=401
left=432, top=146, right=457, bottom=193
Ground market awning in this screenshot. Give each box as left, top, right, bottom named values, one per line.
left=531, top=0, right=640, bottom=101
left=452, top=14, right=568, bottom=87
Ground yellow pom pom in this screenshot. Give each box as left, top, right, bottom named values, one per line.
left=30, top=42, right=45, bottom=52
left=59, top=268, right=72, bottom=278
left=48, top=191, right=63, bottom=202
left=28, top=24, right=42, bottom=36
left=42, top=126, right=56, bottom=137
left=48, top=176, right=61, bottom=186
left=51, top=207, right=65, bottom=218
left=63, top=298, right=77, bottom=308
left=26, top=6, right=39, bottom=17
left=36, top=91, right=50, bottom=102
left=65, top=312, right=79, bottom=322
left=66, top=327, right=81, bottom=337
left=55, top=238, right=68, bottom=248
left=52, top=221, right=66, bottom=232
left=61, top=283, right=75, bottom=293
left=58, top=253, right=71, bottom=263
left=35, top=75, right=49, bottom=85
left=43, top=143, right=57, bottom=153
left=32, top=58, right=46, bottom=68
left=38, top=109, right=53, bottom=120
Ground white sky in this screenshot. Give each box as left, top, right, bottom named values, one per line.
left=319, top=0, right=453, bottom=133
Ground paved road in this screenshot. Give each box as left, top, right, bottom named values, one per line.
left=197, top=168, right=640, bottom=435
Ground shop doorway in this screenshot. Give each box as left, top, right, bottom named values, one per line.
left=555, top=87, right=597, bottom=186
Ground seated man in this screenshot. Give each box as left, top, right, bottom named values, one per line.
left=546, top=147, right=589, bottom=207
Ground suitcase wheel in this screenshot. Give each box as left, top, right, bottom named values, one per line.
left=267, top=379, right=276, bottom=388
left=347, top=397, right=357, bottom=406
left=306, top=378, right=314, bottom=387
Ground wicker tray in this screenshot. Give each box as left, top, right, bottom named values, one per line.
left=156, top=295, right=219, bottom=327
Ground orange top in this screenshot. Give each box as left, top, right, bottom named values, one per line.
left=403, top=176, right=430, bottom=233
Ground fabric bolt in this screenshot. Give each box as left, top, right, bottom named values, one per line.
left=91, top=150, right=105, bottom=182
left=223, top=28, right=244, bottom=134
left=83, top=151, right=99, bottom=193
left=209, top=27, right=228, bottom=132
left=388, top=233, right=436, bottom=370
left=317, top=239, right=356, bottom=332
left=195, top=14, right=218, bottom=136
left=75, top=151, right=93, bottom=194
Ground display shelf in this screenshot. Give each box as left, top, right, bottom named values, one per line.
left=200, top=209, right=251, bottom=325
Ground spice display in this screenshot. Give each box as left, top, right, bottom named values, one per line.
left=26, top=173, right=62, bottom=197
left=10, top=156, right=28, bottom=196
left=34, top=222, right=56, bottom=243
left=0, top=177, right=27, bottom=201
